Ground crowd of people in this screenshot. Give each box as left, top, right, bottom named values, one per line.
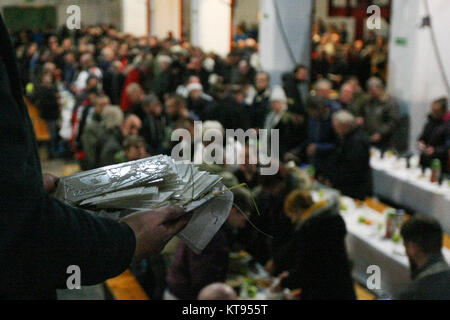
left=10, top=20, right=450, bottom=300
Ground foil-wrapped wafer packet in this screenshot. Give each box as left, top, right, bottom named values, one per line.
left=55, top=155, right=233, bottom=253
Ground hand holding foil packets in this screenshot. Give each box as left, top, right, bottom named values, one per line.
left=55, top=155, right=234, bottom=253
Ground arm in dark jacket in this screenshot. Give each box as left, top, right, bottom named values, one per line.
left=0, top=14, right=135, bottom=298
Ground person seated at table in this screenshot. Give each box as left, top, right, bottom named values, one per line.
left=323, top=110, right=372, bottom=200
left=417, top=97, right=449, bottom=173
left=165, top=189, right=252, bottom=300
left=198, top=283, right=238, bottom=300
left=269, top=190, right=356, bottom=300
left=397, top=216, right=450, bottom=300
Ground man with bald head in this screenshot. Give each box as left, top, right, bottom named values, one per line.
left=198, top=283, right=237, bottom=300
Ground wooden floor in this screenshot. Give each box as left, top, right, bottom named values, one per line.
left=106, top=270, right=149, bottom=300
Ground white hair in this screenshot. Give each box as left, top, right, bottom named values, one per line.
left=367, top=76, right=384, bottom=89
left=102, top=106, right=124, bottom=130
left=315, top=79, right=332, bottom=91
left=332, top=110, right=356, bottom=127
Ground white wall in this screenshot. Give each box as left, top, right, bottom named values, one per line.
left=121, top=0, right=147, bottom=36
left=388, top=0, right=450, bottom=150
left=0, top=0, right=122, bottom=28
left=151, top=0, right=181, bottom=39
left=233, top=0, right=259, bottom=29
left=191, top=0, right=231, bottom=57
left=259, top=0, right=313, bottom=85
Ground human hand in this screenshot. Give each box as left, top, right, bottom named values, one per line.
left=417, top=140, right=426, bottom=152
left=370, top=133, right=382, bottom=143
left=43, top=173, right=60, bottom=193
left=270, top=271, right=289, bottom=293
left=307, top=144, right=317, bottom=157
left=425, top=146, right=435, bottom=156
left=121, top=206, right=191, bottom=262
left=264, top=259, right=275, bottom=275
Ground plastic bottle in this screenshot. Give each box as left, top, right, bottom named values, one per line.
left=430, top=159, right=441, bottom=183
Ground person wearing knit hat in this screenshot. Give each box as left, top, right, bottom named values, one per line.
left=262, top=85, right=305, bottom=159
left=265, top=86, right=288, bottom=130
left=186, top=82, right=204, bottom=95
left=270, top=85, right=288, bottom=103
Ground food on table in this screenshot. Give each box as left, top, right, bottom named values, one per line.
left=391, top=233, right=402, bottom=243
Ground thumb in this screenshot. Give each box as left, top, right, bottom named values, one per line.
left=166, top=213, right=192, bottom=236
left=159, top=206, right=186, bottom=223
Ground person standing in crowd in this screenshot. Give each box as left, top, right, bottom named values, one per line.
left=336, top=82, right=355, bottom=111
left=324, top=110, right=371, bottom=200
left=120, top=58, right=152, bottom=112
left=263, top=86, right=304, bottom=159
left=357, top=77, right=401, bottom=150
left=398, top=217, right=450, bottom=299
left=34, top=72, right=61, bottom=159
left=271, top=190, right=356, bottom=300
left=186, top=82, right=213, bottom=121
left=114, top=135, right=149, bottom=164
left=103, top=60, right=125, bottom=106
left=100, top=113, right=143, bottom=167
left=418, top=97, right=449, bottom=173
left=81, top=105, right=124, bottom=170
left=165, top=94, right=196, bottom=129
left=348, top=39, right=372, bottom=86
left=286, top=95, right=337, bottom=176
left=249, top=72, right=271, bottom=129
left=139, top=95, right=167, bottom=155
left=210, top=86, right=250, bottom=130
left=283, top=65, right=310, bottom=116
left=74, top=53, right=102, bottom=93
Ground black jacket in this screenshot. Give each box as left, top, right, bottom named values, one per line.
left=325, top=127, right=372, bottom=200
left=275, top=206, right=356, bottom=300
left=397, top=254, right=450, bottom=300
left=283, top=75, right=308, bottom=116
left=0, top=15, right=135, bottom=300
left=209, top=95, right=250, bottom=130
left=418, top=115, right=449, bottom=172
left=34, top=84, right=59, bottom=121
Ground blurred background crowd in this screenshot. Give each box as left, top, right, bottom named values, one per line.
left=9, top=17, right=450, bottom=300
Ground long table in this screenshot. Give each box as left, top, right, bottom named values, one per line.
left=371, top=157, right=450, bottom=233
left=341, top=197, right=450, bottom=298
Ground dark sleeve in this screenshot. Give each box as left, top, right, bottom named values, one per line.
left=0, top=15, right=135, bottom=291
left=280, top=228, right=308, bottom=290
left=39, top=196, right=136, bottom=288
left=378, top=100, right=401, bottom=139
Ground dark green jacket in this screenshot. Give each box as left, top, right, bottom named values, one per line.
left=0, top=15, right=135, bottom=300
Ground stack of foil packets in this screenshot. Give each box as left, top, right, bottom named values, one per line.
left=55, top=155, right=233, bottom=253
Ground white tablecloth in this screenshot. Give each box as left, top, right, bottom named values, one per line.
left=341, top=197, right=450, bottom=298
left=371, top=158, right=450, bottom=233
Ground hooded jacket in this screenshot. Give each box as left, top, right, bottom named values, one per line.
left=274, top=197, right=356, bottom=300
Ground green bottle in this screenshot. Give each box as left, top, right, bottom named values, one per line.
left=431, top=159, right=441, bottom=183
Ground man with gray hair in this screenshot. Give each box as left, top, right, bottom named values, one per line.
left=323, top=110, right=372, bottom=200
left=357, top=76, right=401, bottom=150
